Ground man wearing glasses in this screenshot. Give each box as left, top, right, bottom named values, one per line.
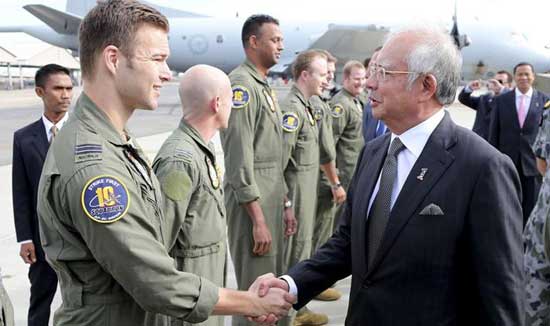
left=252, top=26, right=524, bottom=325
left=458, top=71, right=512, bottom=140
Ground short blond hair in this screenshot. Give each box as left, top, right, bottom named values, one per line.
left=291, top=50, right=327, bottom=80
left=343, top=60, right=365, bottom=79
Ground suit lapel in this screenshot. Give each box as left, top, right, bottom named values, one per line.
left=366, top=113, right=456, bottom=275
left=523, top=90, right=541, bottom=130
left=31, top=119, right=48, bottom=161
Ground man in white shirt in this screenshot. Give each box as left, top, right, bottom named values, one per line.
left=11, top=63, right=73, bottom=326
left=251, top=26, right=525, bottom=326
left=489, top=62, right=550, bottom=225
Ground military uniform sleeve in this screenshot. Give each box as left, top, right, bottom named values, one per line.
left=329, top=100, right=346, bottom=145
left=318, top=102, right=336, bottom=165
left=62, top=164, right=218, bottom=322
left=221, top=79, right=260, bottom=204
left=280, top=103, right=301, bottom=169
left=153, top=157, right=198, bottom=251
left=533, top=110, right=550, bottom=160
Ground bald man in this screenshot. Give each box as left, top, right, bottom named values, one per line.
left=153, top=65, right=233, bottom=326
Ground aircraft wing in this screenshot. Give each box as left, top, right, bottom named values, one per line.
left=141, top=1, right=209, bottom=18
left=23, top=4, right=81, bottom=35
left=270, top=57, right=295, bottom=74
left=309, top=24, right=390, bottom=62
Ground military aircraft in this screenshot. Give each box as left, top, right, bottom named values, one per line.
left=1, top=0, right=550, bottom=81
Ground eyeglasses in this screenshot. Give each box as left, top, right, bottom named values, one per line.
left=496, top=80, right=505, bottom=85
left=368, top=64, right=419, bottom=82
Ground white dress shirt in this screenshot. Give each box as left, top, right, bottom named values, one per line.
left=515, top=87, right=533, bottom=119
left=19, top=113, right=69, bottom=244
left=281, top=108, right=446, bottom=298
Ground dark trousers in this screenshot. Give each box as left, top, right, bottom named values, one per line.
left=28, top=260, right=57, bottom=326
left=518, top=164, right=542, bottom=227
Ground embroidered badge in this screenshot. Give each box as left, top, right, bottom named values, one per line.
left=232, top=85, right=250, bottom=109
left=264, top=89, right=276, bottom=112
left=282, top=112, right=300, bottom=132
left=330, top=104, right=344, bottom=118
left=313, top=107, right=324, bottom=121
left=81, top=175, right=130, bottom=224
left=206, top=156, right=220, bottom=189
left=74, top=144, right=103, bottom=163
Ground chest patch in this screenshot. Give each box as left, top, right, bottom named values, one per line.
left=81, top=175, right=130, bottom=224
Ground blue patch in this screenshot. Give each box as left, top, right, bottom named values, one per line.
left=232, top=85, right=250, bottom=109
left=282, top=112, right=300, bottom=132
left=81, top=175, right=130, bottom=224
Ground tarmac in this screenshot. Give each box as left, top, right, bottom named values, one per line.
left=0, top=83, right=475, bottom=325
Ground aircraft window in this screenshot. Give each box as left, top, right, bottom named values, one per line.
left=217, top=35, right=224, bottom=43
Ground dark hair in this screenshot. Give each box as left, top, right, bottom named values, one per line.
left=241, top=14, right=279, bottom=48
left=35, top=64, right=71, bottom=88
left=79, top=0, right=169, bottom=79
left=496, top=70, right=512, bottom=83
left=513, top=62, right=535, bottom=75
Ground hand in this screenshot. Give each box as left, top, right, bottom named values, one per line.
left=247, top=273, right=295, bottom=325
left=20, top=242, right=36, bottom=264
left=487, top=78, right=504, bottom=94
left=331, top=185, right=346, bottom=204
left=468, top=80, right=481, bottom=90
left=283, top=207, right=297, bottom=237
left=252, top=221, right=272, bottom=256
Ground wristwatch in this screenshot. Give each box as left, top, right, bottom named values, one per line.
left=284, top=199, right=293, bottom=208
left=331, top=182, right=342, bottom=190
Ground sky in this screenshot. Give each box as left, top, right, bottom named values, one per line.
left=0, top=0, right=549, bottom=53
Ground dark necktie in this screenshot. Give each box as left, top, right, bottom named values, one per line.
left=367, top=137, right=405, bottom=267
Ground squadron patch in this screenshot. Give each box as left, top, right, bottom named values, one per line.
left=81, top=175, right=130, bottom=224
left=330, top=104, right=344, bottom=118
left=206, top=156, right=221, bottom=189
left=232, top=85, right=250, bottom=109
left=313, top=107, right=324, bottom=121
left=282, top=112, right=300, bottom=132
left=264, top=89, right=276, bottom=112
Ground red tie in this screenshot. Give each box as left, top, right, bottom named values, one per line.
left=518, top=95, right=526, bottom=128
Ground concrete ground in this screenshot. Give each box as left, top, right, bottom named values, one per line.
left=0, top=83, right=475, bottom=325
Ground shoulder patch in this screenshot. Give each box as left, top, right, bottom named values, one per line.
left=81, top=175, right=130, bottom=224
left=232, top=85, right=250, bottom=109
left=330, top=104, right=344, bottom=118
left=75, top=143, right=103, bottom=164
left=282, top=112, right=300, bottom=132
left=544, top=100, right=550, bottom=109
left=161, top=170, right=192, bottom=201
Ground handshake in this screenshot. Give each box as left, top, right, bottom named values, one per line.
left=245, top=273, right=296, bottom=325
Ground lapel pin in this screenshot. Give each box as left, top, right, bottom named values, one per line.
left=417, top=168, right=428, bottom=181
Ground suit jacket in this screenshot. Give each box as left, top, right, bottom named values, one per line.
left=457, top=88, right=497, bottom=140
left=288, top=112, right=524, bottom=326
left=488, top=88, right=549, bottom=177
left=12, top=118, right=49, bottom=261
left=362, top=102, right=379, bottom=143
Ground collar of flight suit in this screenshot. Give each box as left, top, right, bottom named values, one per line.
left=243, top=59, right=269, bottom=86
left=74, top=92, right=135, bottom=147
left=341, top=88, right=357, bottom=102
left=178, top=119, right=217, bottom=163
left=290, top=84, right=312, bottom=111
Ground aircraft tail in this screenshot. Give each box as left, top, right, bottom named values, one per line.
left=65, top=0, right=208, bottom=18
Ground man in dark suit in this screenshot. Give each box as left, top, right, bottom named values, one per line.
left=250, top=26, right=524, bottom=326
left=488, top=62, right=550, bottom=225
left=12, top=64, right=73, bottom=326
left=458, top=70, right=512, bottom=140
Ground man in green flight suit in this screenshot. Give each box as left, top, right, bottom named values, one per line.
left=153, top=65, right=233, bottom=326
left=221, top=14, right=297, bottom=326
left=36, top=1, right=294, bottom=325
left=329, top=60, right=366, bottom=227
left=280, top=50, right=332, bottom=326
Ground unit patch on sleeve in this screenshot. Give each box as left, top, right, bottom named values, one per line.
left=282, top=112, right=300, bottom=132
left=330, top=104, right=344, bottom=118
left=232, top=85, right=250, bottom=109
left=81, top=175, right=130, bottom=223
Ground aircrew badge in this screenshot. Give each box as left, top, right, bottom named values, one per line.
left=313, top=107, right=324, bottom=121
left=206, top=156, right=220, bottom=189
left=282, top=112, right=300, bottom=132
left=264, top=89, right=276, bottom=112
left=232, top=85, right=250, bottom=109
left=81, top=175, right=130, bottom=224
left=330, top=104, right=344, bottom=118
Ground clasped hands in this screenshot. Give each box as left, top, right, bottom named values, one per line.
left=246, top=273, right=295, bottom=325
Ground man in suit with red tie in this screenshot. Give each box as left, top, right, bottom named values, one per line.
left=489, top=62, right=550, bottom=225
left=12, top=64, right=73, bottom=326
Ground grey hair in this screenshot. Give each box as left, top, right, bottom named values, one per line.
left=386, top=25, right=463, bottom=106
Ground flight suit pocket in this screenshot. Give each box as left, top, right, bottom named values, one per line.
left=172, top=242, right=226, bottom=287
left=295, top=139, right=316, bottom=166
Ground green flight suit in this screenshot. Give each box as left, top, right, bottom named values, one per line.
left=309, top=95, right=337, bottom=254
left=37, top=93, right=219, bottom=326
left=281, top=86, right=320, bottom=268
left=220, top=60, right=287, bottom=326
left=330, top=89, right=364, bottom=228
left=153, top=120, right=227, bottom=326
